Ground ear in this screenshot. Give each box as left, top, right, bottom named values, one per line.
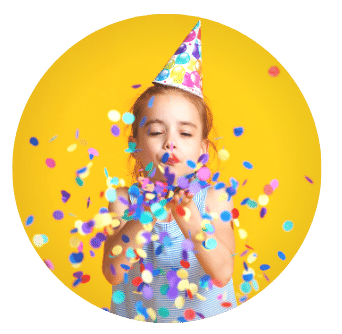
left=201, top=138, right=209, bottom=155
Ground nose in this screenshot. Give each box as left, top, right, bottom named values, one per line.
left=163, top=135, right=176, bottom=150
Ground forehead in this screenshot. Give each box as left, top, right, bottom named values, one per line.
left=141, top=91, right=202, bottom=125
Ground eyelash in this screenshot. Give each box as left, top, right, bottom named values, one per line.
left=149, top=132, right=192, bottom=137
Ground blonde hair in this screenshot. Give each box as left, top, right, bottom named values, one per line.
left=126, top=83, right=218, bottom=181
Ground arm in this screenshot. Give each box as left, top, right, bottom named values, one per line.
left=169, top=187, right=235, bottom=286
left=101, top=187, right=157, bottom=285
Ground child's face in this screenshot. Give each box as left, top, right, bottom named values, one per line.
left=132, top=91, right=207, bottom=181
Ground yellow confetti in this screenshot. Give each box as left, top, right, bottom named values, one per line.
left=174, top=296, right=185, bottom=309
left=108, top=110, right=121, bottom=122
left=177, top=279, right=189, bottom=291
left=218, top=148, right=229, bottom=161
left=210, top=211, right=219, bottom=220
left=151, top=234, right=159, bottom=242
left=141, top=270, right=153, bottom=284
left=143, top=223, right=153, bottom=232
left=111, top=219, right=120, bottom=228
left=134, top=315, right=145, bottom=322
left=71, top=263, right=82, bottom=269
left=158, top=164, right=165, bottom=174
left=196, top=293, right=206, bottom=301
left=233, top=218, right=240, bottom=227
left=184, top=207, right=191, bottom=221
left=119, top=178, right=125, bottom=187
left=218, top=192, right=228, bottom=201
left=69, top=236, right=81, bottom=248
left=106, top=177, right=114, bottom=188
left=238, top=228, right=248, bottom=239
left=112, top=245, right=122, bottom=256
left=195, top=231, right=205, bottom=241
left=136, top=248, right=147, bottom=258
left=87, top=162, right=93, bottom=169
left=75, top=220, right=85, bottom=236
left=145, top=193, right=155, bottom=200
left=247, top=252, right=257, bottom=264
left=176, top=269, right=188, bottom=279
left=67, top=143, right=77, bottom=152
left=147, top=308, right=156, bottom=321
left=258, top=194, right=269, bottom=206
left=189, top=283, right=198, bottom=294
left=94, top=213, right=112, bottom=229
left=32, top=234, right=46, bottom=248
left=79, top=170, right=90, bottom=179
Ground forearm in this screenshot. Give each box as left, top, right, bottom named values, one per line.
left=102, top=219, right=156, bottom=285
left=172, top=202, right=234, bottom=286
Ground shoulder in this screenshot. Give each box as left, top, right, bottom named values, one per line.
left=108, top=187, right=129, bottom=216
left=206, top=186, right=234, bottom=212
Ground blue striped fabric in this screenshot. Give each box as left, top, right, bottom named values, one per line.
left=110, top=187, right=237, bottom=322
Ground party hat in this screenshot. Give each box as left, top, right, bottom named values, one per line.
left=153, top=20, right=203, bottom=98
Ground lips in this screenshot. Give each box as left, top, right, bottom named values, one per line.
left=165, top=153, right=180, bottom=165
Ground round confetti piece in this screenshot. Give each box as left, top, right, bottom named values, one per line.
left=186, top=160, right=196, bottom=169
left=136, top=248, right=147, bottom=258
left=108, top=110, right=121, bottom=122
left=105, top=188, right=117, bottom=202
left=238, top=229, right=248, bottom=239
left=243, top=161, right=253, bottom=169
left=247, top=253, right=257, bottom=264
left=231, top=208, right=239, bottom=219
left=176, top=269, right=188, bottom=279
left=158, top=308, right=169, bottom=317
left=258, top=194, right=269, bottom=206
left=278, top=251, right=286, bottom=260
left=252, top=279, right=259, bottom=291
left=184, top=309, right=196, bottom=321
left=112, top=291, right=125, bottom=304
left=270, top=179, right=279, bottom=190
left=174, top=296, right=185, bottom=309
left=180, top=260, right=190, bottom=269
left=25, top=215, right=34, bottom=226
left=220, top=210, right=232, bottom=222
left=240, top=281, right=252, bottom=294
left=268, top=66, right=280, bottom=77
left=33, top=234, right=45, bottom=247
left=247, top=199, right=258, bottom=209
left=161, top=152, right=170, bottom=163
left=233, top=127, right=244, bottom=137
left=53, top=210, right=64, bottom=220
left=264, top=184, right=273, bottom=195
left=141, top=270, right=153, bottom=284
left=44, top=259, right=54, bottom=270
left=122, top=112, right=135, bottom=125
left=176, top=205, right=186, bottom=216
left=140, top=211, right=153, bottom=225
left=283, top=220, right=294, bottom=232
left=142, top=284, right=153, bottom=300
left=260, top=264, right=270, bottom=271
left=132, top=277, right=143, bottom=287
left=160, top=284, right=169, bottom=295
left=111, top=245, right=122, bottom=256
left=81, top=275, right=90, bottom=283
left=221, top=302, right=232, bottom=308
left=205, top=238, right=217, bottom=250
left=67, top=143, right=77, bottom=152
left=29, top=137, right=39, bottom=146
left=260, top=207, right=267, bottom=218
left=218, top=148, right=229, bottom=161
left=111, top=125, right=120, bottom=137
left=46, top=158, right=56, bottom=168
left=121, top=234, right=130, bottom=243
left=197, top=166, right=210, bottom=181
left=212, top=172, right=220, bottom=182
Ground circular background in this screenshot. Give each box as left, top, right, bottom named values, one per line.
left=12, top=14, right=321, bottom=319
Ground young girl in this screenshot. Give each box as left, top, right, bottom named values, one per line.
left=102, top=21, right=237, bottom=322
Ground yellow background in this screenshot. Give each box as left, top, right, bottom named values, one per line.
left=13, top=14, right=321, bottom=314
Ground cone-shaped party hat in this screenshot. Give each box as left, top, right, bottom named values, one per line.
left=153, top=20, right=203, bottom=98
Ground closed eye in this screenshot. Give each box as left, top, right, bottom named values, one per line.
left=149, top=132, right=163, bottom=136
left=181, top=133, right=192, bottom=137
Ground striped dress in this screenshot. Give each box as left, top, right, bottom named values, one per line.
left=110, top=187, right=237, bottom=322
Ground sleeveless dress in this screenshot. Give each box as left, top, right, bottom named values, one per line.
left=110, top=187, right=237, bottom=322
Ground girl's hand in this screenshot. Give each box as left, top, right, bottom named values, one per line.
left=166, top=189, right=194, bottom=211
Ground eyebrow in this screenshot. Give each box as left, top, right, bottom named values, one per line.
left=144, top=119, right=197, bottom=129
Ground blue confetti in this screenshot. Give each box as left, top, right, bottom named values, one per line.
left=243, top=161, right=253, bottom=169
left=260, top=264, right=270, bottom=271
left=148, top=96, right=155, bottom=108
left=140, top=116, right=147, bottom=127
left=29, top=137, right=39, bottom=146
left=233, top=127, right=244, bottom=137
left=161, top=152, right=170, bottom=163
left=278, top=251, right=286, bottom=260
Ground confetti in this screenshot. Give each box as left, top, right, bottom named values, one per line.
left=108, top=110, right=121, bottom=122
left=283, top=220, right=294, bottom=232
left=29, top=137, right=38, bottom=146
